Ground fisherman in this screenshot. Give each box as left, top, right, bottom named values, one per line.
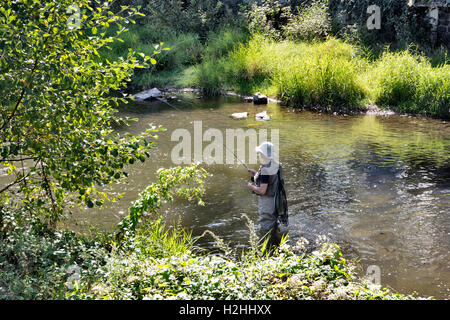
left=247, top=142, right=288, bottom=250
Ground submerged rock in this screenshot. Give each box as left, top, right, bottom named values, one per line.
left=366, top=104, right=396, bottom=116
left=231, top=112, right=249, bottom=120
left=255, top=111, right=270, bottom=121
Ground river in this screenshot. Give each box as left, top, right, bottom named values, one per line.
left=71, top=93, right=450, bottom=299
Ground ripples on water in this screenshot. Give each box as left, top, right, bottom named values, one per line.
left=69, top=94, right=449, bottom=298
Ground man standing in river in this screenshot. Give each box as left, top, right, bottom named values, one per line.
left=247, top=142, right=288, bottom=250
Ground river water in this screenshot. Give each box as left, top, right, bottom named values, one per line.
left=72, top=93, right=449, bottom=299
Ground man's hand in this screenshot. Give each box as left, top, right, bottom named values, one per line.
left=248, top=169, right=257, bottom=176
left=248, top=182, right=268, bottom=196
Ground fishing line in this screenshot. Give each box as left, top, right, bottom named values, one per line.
left=153, top=96, right=250, bottom=171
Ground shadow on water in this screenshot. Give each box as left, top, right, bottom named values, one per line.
left=67, top=93, right=449, bottom=298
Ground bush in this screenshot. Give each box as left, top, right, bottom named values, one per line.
left=140, top=0, right=237, bottom=36
left=371, top=51, right=450, bottom=118
left=328, top=0, right=432, bottom=48
left=0, top=211, right=108, bottom=299
left=246, top=0, right=291, bottom=40
left=284, top=0, right=332, bottom=41
left=0, top=211, right=425, bottom=300
left=87, top=230, right=422, bottom=300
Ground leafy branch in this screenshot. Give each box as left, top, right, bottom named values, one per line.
left=117, top=165, right=208, bottom=241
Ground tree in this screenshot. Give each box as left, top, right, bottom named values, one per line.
left=0, top=0, right=161, bottom=225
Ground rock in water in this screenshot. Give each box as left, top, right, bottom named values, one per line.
left=255, top=111, right=270, bottom=121
left=253, top=92, right=268, bottom=105
left=231, top=112, right=249, bottom=120
left=134, top=88, right=163, bottom=101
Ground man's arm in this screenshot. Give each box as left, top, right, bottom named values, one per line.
left=248, top=183, right=268, bottom=195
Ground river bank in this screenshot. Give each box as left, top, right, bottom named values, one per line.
left=118, top=35, right=449, bottom=120
left=129, top=86, right=422, bottom=118
left=0, top=209, right=427, bottom=300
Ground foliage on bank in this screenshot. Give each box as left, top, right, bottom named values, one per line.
left=0, top=208, right=424, bottom=300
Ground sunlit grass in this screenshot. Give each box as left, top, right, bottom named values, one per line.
left=194, top=35, right=448, bottom=118
left=369, top=51, right=449, bottom=118
left=195, top=36, right=369, bottom=109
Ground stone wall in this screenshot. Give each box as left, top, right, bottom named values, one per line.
left=437, top=7, right=450, bottom=46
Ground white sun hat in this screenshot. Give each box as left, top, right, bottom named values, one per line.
left=255, top=142, right=277, bottom=160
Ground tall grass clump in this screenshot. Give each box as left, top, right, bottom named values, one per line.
left=203, top=28, right=250, bottom=60
left=274, top=39, right=368, bottom=109
left=124, top=218, right=193, bottom=259
left=196, top=36, right=368, bottom=109
left=371, top=51, right=450, bottom=119
left=194, top=28, right=251, bottom=95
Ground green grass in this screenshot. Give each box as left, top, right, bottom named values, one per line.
left=192, top=35, right=449, bottom=118
left=99, top=24, right=204, bottom=88
left=100, top=25, right=248, bottom=89
left=370, top=51, right=450, bottom=118
left=194, top=36, right=369, bottom=109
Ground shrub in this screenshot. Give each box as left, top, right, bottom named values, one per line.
left=284, top=0, right=332, bottom=41
left=88, top=231, right=422, bottom=300
left=371, top=51, right=450, bottom=118
left=141, top=0, right=236, bottom=36
left=0, top=210, right=108, bottom=299
left=328, top=0, right=433, bottom=49
left=246, top=0, right=291, bottom=40
left=0, top=204, right=425, bottom=300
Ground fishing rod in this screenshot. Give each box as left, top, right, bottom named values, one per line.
left=154, top=96, right=250, bottom=171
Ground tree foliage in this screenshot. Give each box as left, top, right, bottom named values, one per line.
left=284, top=0, right=332, bottom=41
left=0, top=0, right=162, bottom=224
left=117, top=165, right=208, bottom=240
left=116, top=0, right=240, bottom=35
